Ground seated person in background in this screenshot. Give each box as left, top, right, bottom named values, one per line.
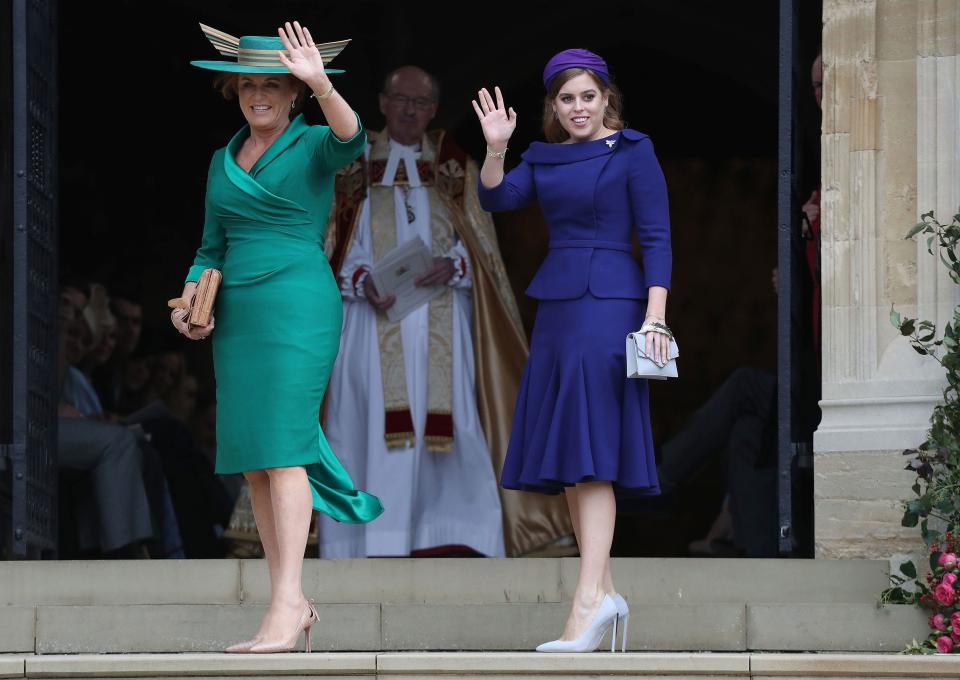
left=81, top=281, right=233, bottom=557
left=62, top=282, right=185, bottom=557
left=133, top=342, right=234, bottom=558
left=94, top=286, right=146, bottom=414
left=654, top=267, right=780, bottom=558
left=57, top=286, right=155, bottom=557
left=61, top=283, right=113, bottom=418
left=657, top=366, right=777, bottom=557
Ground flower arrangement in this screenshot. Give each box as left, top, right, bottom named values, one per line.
left=891, top=535, right=960, bottom=653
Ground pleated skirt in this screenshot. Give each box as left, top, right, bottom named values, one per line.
left=501, top=292, right=660, bottom=497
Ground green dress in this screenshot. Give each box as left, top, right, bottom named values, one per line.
left=186, top=114, right=383, bottom=524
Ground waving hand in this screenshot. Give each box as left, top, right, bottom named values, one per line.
left=277, top=21, right=329, bottom=88
left=472, top=87, right=516, bottom=150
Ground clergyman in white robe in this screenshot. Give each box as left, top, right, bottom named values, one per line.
left=319, top=133, right=505, bottom=557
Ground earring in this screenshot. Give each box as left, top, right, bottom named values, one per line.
left=291, top=99, right=297, bottom=110
left=553, top=109, right=558, bottom=119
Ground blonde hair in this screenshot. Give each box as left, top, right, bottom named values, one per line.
left=542, top=68, right=625, bottom=143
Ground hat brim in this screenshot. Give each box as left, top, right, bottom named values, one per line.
left=190, top=60, right=345, bottom=75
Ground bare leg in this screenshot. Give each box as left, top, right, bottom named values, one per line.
left=246, top=470, right=281, bottom=639
left=562, top=481, right=616, bottom=640
left=566, top=485, right=615, bottom=596
left=565, top=486, right=582, bottom=553
left=255, top=465, right=313, bottom=642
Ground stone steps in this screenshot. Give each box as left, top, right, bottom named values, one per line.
left=0, top=559, right=891, bottom=606
left=0, top=559, right=927, bottom=654
left=2, top=602, right=925, bottom=654
left=0, top=653, right=957, bottom=679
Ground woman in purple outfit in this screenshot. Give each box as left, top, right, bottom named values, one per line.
left=473, top=49, right=672, bottom=653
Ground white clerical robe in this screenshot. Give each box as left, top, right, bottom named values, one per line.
left=318, top=138, right=505, bottom=558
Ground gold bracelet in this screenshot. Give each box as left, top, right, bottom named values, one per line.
left=314, top=83, right=335, bottom=101
left=486, top=146, right=508, bottom=160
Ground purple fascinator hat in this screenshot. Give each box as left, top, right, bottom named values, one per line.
left=542, top=48, right=610, bottom=90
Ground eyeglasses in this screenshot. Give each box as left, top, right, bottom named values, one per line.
left=384, top=93, right=435, bottom=110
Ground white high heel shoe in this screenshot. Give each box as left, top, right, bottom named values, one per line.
left=611, top=593, right=630, bottom=652
left=536, top=594, right=619, bottom=653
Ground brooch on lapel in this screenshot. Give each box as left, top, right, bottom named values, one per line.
left=606, top=140, right=616, bottom=148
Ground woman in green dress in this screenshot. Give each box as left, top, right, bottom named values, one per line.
left=171, top=21, right=383, bottom=653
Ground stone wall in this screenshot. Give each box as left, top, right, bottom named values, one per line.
left=817, top=0, right=959, bottom=558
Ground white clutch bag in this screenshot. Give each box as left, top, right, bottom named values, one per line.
left=626, top=330, right=679, bottom=380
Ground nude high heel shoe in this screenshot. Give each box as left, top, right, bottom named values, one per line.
left=249, top=602, right=319, bottom=654
left=225, top=636, right=261, bottom=654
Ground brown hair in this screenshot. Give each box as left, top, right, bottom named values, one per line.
left=213, top=73, right=309, bottom=118
left=542, top=68, right=625, bottom=143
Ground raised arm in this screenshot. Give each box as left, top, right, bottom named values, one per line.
left=472, top=86, right=516, bottom=190
left=278, top=21, right=361, bottom=142
left=471, top=86, right=536, bottom=212
left=307, top=118, right=366, bottom=174
left=476, top=158, right=536, bottom=213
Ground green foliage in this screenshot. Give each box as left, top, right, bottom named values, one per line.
left=903, top=638, right=938, bottom=655
left=881, top=211, right=960, bottom=611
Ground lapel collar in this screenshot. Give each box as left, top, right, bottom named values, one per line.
left=249, top=114, right=310, bottom=176
left=521, top=131, right=622, bottom=165
left=222, top=120, right=311, bottom=224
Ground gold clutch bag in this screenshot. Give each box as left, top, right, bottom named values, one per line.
left=168, top=268, right=222, bottom=327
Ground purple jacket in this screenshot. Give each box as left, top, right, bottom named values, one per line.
left=477, top=129, right=671, bottom=300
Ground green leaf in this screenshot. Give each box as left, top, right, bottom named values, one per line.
left=900, top=561, right=918, bottom=578
left=906, top=222, right=928, bottom=239
left=931, top=551, right=943, bottom=572
left=901, top=319, right=916, bottom=336
left=890, top=307, right=902, bottom=329
left=903, top=511, right=919, bottom=527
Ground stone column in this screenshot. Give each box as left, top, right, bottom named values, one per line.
left=816, top=0, right=959, bottom=559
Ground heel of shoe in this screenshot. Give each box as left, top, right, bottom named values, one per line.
left=610, top=615, right=618, bottom=653
left=304, top=601, right=319, bottom=653
left=620, top=613, right=629, bottom=652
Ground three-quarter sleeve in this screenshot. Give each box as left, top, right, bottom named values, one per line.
left=628, top=137, right=672, bottom=290
left=186, top=156, right=226, bottom=283
left=477, top=159, right=537, bottom=212
left=308, top=113, right=367, bottom=174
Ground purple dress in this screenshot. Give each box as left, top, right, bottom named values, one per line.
left=478, top=129, right=672, bottom=496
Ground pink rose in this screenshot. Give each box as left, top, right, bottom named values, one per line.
left=932, top=613, right=948, bottom=631
left=940, top=553, right=958, bottom=571
left=944, top=573, right=959, bottom=586
left=934, top=582, right=956, bottom=606
left=953, top=630, right=960, bottom=645
left=937, top=636, right=954, bottom=654
left=952, top=612, right=960, bottom=630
